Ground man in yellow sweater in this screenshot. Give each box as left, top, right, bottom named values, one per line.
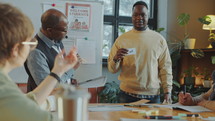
left=108, top=1, right=172, bottom=103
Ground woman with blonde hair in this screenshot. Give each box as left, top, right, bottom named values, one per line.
left=0, top=3, right=78, bottom=121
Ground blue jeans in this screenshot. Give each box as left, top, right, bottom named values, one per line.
left=119, top=90, right=160, bottom=104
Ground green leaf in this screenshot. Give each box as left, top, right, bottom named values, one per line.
left=98, top=81, right=120, bottom=103
left=173, top=80, right=180, bottom=88
left=198, top=16, right=211, bottom=25
left=156, top=28, right=165, bottom=33
left=118, top=26, right=125, bottom=33
left=190, top=49, right=204, bottom=58
left=177, top=13, right=190, bottom=26
left=211, top=56, right=215, bottom=64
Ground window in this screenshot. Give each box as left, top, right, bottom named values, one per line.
left=99, top=0, right=158, bottom=59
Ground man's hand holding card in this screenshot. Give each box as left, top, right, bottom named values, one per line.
left=126, top=48, right=136, bottom=56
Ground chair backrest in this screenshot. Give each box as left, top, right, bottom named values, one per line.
left=88, top=87, right=104, bottom=103
left=16, top=83, right=27, bottom=93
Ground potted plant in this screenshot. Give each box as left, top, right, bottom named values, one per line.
left=177, top=13, right=190, bottom=42
left=200, top=68, right=212, bottom=88
left=200, top=68, right=211, bottom=80
left=157, top=13, right=204, bottom=81
left=177, top=13, right=199, bottom=50
left=183, top=66, right=199, bottom=86
left=171, top=80, right=181, bottom=103
left=98, top=81, right=120, bottom=103
left=170, top=13, right=204, bottom=57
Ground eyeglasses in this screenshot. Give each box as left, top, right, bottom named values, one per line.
left=22, top=38, right=38, bottom=49
left=53, top=28, right=68, bottom=33
left=52, top=27, right=68, bottom=33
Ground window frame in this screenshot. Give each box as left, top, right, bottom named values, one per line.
left=103, top=0, right=158, bottom=64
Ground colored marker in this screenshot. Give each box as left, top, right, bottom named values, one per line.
left=144, top=116, right=180, bottom=119
left=178, top=113, right=199, bottom=117
left=124, top=104, right=149, bottom=107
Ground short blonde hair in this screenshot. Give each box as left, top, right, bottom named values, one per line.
left=0, top=3, right=34, bottom=62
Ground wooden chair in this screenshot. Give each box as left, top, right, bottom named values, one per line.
left=16, top=83, right=27, bottom=93
left=88, top=87, right=104, bottom=103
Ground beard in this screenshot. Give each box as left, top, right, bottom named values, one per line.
left=134, top=25, right=148, bottom=31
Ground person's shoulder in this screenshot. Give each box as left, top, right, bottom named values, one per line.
left=29, top=49, right=43, bottom=56
left=0, top=72, right=22, bottom=96
left=28, top=49, right=46, bottom=60
left=148, top=29, right=161, bottom=35
left=148, top=29, right=165, bottom=40
left=0, top=72, right=10, bottom=84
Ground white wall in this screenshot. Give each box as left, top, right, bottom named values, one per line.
left=2, top=0, right=104, bottom=83
left=2, top=0, right=215, bottom=83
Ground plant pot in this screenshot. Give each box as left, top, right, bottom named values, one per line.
left=184, top=38, right=196, bottom=49
left=203, top=80, right=212, bottom=88
left=184, top=77, right=195, bottom=86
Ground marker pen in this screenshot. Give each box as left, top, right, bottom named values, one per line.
left=183, top=84, right=186, bottom=94
left=124, top=104, right=148, bottom=107
left=144, top=116, right=180, bottom=119
left=178, top=113, right=199, bottom=117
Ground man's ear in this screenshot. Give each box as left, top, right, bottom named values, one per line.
left=47, top=28, right=54, bottom=34
left=11, top=43, right=20, bottom=57
left=45, top=28, right=53, bottom=40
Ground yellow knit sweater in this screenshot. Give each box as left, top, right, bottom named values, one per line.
left=108, top=28, right=172, bottom=95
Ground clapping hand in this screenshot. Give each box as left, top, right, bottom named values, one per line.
left=73, top=54, right=83, bottom=70
left=52, top=47, right=78, bottom=76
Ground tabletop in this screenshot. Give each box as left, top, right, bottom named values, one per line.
left=53, top=103, right=215, bottom=121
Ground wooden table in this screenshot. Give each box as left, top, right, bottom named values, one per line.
left=88, top=104, right=215, bottom=121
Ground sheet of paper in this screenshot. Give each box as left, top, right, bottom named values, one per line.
left=120, top=118, right=187, bottom=121
left=78, top=76, right=106, bottom=88
left=172, top=103, right=212, bottom=112
left=126, top=48, right=136, bottom=55
left=77, top=39, right=96, bottom=64
left=128, top=99, right=150, bottom=105
left=89, top=120, right=113, bottom=121
left=62, top=39, right=76, bottom=54
left=88, top=105, right=134, bottom=112
left=152, top=103, right=213, bottom=112
left=201, top=117, right=215, bottom=121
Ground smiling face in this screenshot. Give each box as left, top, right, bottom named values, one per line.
left=41, top=9, right=68, bottom=42
left=132, top=5, right=148, bottom=31
left=49, top=17, right=68, bottom=42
